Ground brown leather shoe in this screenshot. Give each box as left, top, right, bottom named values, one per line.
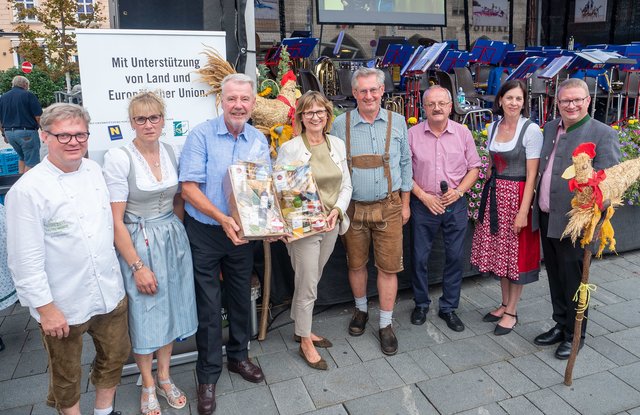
left=293, top=335, right=333, bottom=348
left=197, top=383, right=216, bottom=415
left=298, top=346, right=328, bottom=370
left=227, top=358, right=265, bottom=383
left=348, top=309, right=369, bottom=336
left=379, top=324, right=398, bottom=356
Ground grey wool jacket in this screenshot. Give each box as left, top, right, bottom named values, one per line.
left=531, top=115, right=621, bottom=238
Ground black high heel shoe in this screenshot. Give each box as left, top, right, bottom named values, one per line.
left=482, top=303, right=507, bottom=322
left=494, top=312, right=518, bottom=336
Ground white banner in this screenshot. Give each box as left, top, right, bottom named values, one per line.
left=575, top=0, right=607, bottom=23
left=76, top=29, right=226, bottom=163
left=472, top=0, right=509, bottom=27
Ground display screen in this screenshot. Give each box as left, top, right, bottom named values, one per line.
left=317, top=0, right=446, bottom=26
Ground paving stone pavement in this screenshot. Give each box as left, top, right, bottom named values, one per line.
left=3, top=251, right=640, bottom=414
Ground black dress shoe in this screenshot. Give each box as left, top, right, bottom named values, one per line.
left=482, top=303, right=507, bottom=322
left=348, top=309, right=368, bottom=336
left=227, top=359, right=265, bottom=383
left=379, top=325, right=398, bottom=356
left=555, top=340, right=584, bottom=360
left=438, top=310, right=465, bottom=332
left=410, top=306, right=428, bottom=325
left=494, top=312, right=517, bottom=336
left=534, top=326, right=564, bottom=346
left=197, top=383, right=216, bottom=415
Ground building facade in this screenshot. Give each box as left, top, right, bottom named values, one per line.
left=0, top=0, right=111, bottom=70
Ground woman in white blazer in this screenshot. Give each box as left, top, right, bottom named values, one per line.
left=276, top=91, right=352, bottom=370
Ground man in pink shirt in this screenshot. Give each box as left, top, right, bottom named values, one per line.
left=408, top=86, right=481, bottom=331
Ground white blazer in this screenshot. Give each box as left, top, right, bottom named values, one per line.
left=276, top=134, right=353, bottom=234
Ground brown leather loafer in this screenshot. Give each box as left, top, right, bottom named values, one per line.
left=298, top=346, right=328, bottom=370
left=197, top=383, right=216, bottom=415
left=348, top=309, right=369, bottom=336
left=227, top=358, right=265, bottom=383
left=293, top=335, right=333, bottom=348
left=379, top=324, right=398, bottom=356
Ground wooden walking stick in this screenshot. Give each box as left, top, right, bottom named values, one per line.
left=258, top=240, right=272, bottom=341
left=560, top=142, right=640, bottom=384
left=564, top=201, right=609, bottom=386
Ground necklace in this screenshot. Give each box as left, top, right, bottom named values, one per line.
left=133, top=139, right=161, bottom=168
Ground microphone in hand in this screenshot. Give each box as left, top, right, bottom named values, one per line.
left=440, top=181, right=451, bottom=212
left=440, top=180, right=448, bottom=195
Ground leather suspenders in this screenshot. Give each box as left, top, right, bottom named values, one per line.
left=345, top=110, right=394, bottom=196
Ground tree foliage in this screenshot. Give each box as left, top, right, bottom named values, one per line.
left=0, top=67, right=65, bottom=107
left=10, top=0, right=105, bottom=83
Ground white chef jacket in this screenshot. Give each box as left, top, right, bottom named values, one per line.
left=6, top=157, right=125, bottom=325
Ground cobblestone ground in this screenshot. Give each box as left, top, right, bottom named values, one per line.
left=2, top=251, right=640, bottom=414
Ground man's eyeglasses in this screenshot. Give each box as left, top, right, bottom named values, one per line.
left=355, top=87, right=382, bottom=96
left=426, top=101, right=452, bottom=109
left=557, top=97, right=589, bottom=107
left=302, top=110, right=327, bottom=119
left=132, top=114, right=163, bottom=125
left=45, top=131, right=90, bottom=144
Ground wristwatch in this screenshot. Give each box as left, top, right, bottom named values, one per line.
left=130, top=259, right=144, bottom=273
left=456, top=189, right=465, bottom=198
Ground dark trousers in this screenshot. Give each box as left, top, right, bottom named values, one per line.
left=184, top=213, right=253, bottom=385
left=539, top=212, right=587, bottom=340
left=411, top=196, right=468, bottom=312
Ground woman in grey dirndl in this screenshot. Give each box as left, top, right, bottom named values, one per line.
left=103, top=92, right=197, bottom=415
left=0, top=204, right=18, bottom=351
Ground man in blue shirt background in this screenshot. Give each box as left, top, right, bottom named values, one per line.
left=0, top=75, right=43, bottom=173
left=179, top=73, right=269, bottom=415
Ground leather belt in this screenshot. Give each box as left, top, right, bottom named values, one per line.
left=354, top=190, right=399, bottom=205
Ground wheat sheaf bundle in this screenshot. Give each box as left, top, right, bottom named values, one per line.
left=561, top=142, right=640, bottom=256
left=195, top=46, right=237, bottom=107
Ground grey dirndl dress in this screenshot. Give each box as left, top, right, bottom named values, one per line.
left=119, top=144, right=197, bottom=354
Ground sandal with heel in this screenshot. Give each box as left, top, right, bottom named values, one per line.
left=494, top=312, right=518, bottom=336
left=140, top=385, right=161, bottom=415
left=483, top=303, right=507, bottom=322
left=156, top=377, right=187, bottom=409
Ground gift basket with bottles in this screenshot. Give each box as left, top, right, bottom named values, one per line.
left=272, top=162, right=327, bottom=241
left=225, top=161, right=287, bottom=240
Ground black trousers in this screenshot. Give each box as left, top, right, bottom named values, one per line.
left=539, top=212, right=587, bottom=341
left=184, top=213, right=253, bottom=385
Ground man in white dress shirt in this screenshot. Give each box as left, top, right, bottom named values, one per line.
left=6, top=103, right=130, bottom=415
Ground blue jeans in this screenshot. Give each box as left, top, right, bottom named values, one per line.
left=6, top=129, right=40, bottom=167
left=411, top=196, right=469, bottom=312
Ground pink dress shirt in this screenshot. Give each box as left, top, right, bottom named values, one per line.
left=538, top=122, right=565, bottom=213
left=409, top=119, right=482, bottom=196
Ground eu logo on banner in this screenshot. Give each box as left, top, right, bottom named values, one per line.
left=108, top=125, right=123, bottom=141
left=173, top=121, right=189, bottom=137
